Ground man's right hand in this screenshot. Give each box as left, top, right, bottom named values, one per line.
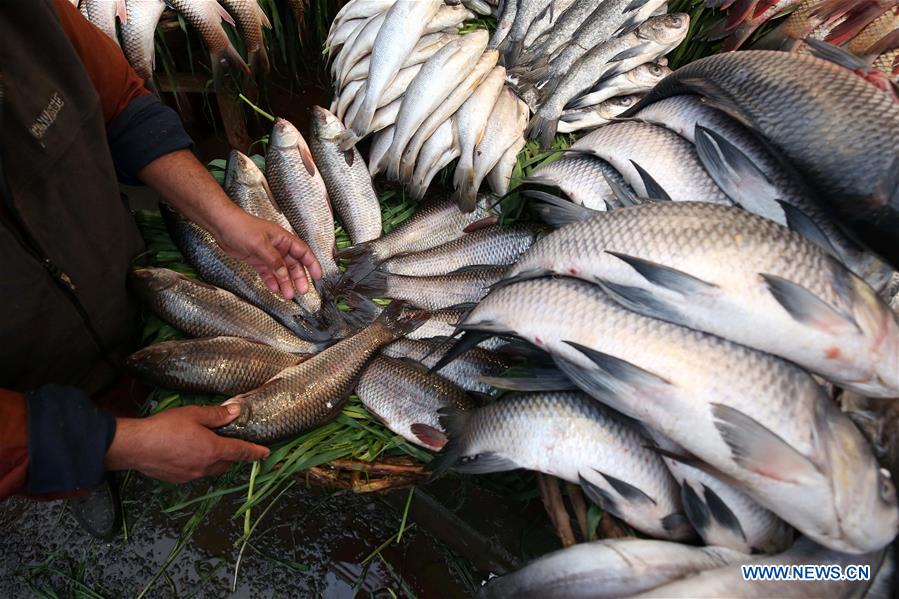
left=105, top=404, right=270, bottom=483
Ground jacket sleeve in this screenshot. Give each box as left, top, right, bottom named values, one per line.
left=0, top=385, right=117, bottom=499
left=52, top=0, right=194, bottom=184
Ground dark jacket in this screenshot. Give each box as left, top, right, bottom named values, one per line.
left=0, top=0, right=192, bottom=497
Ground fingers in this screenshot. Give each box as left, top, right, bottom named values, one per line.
left=286, top=260, right=309, bottom=294
left=189, top=403, right=243, bottom=428
left=285, top=236, right=322, bottom=281
left=255, top=237, right=296, bottom=300
left=216, top=437, right=271, bottom=462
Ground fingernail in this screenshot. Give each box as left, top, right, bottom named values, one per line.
left=226, top=403, right=241, bottom=415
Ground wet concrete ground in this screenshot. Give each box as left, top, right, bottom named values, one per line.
left=1, top=472, right=559, bottom=598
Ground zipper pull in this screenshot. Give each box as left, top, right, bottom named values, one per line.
left=43, top=258, right=77, bottom=292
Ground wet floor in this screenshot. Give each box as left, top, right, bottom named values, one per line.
left=0, top=471, right=560, bottom=598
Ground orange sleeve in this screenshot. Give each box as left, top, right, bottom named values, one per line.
left=52, top=0, right=151, bottom=126
left=0, top=390, right=29, bottom=499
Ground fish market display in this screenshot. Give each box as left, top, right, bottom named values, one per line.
left=218, top=302, right=426, bottom=443
left=355, top=356, right=477, bottom=449
left=431, top=391, right=693, bottom=540
left=476, top=538, right=746, bottom=599
left=126, top=336, right=303, bottom=396
left=132, top=267, right=321, bottom=355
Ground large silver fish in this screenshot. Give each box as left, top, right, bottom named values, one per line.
left=218, top=302, right=427, bottom=444
left=524, top=153, right=635, bottom=211
left=507, top=202, right=899, bottom=398
left=82, top=0, right=126, bottom=44
left=453, top=66, right=508, bottom=194
left=453, top=276, right=897, bottom=552
left=408, top=117, right=460, bottom=201
left=476, top=538, right=746, bottom=599
left=354, top=266, right=507, bottom=311
left=309, top=106, right=382, bottom=245
left=516, top=0, right=604, bottom=66
left=166, top=0, right=250, bottom=87
left=223, top=151, right=293, bottom=234
left=557, top=93, right=645, bottom=134
left=132, top=267, right=321, bottom=354
left=120, top=0, right=166, bottom=84
left=356, top=356, right=477, bottom=450
left=219, top=0, right=271, bottom=75
left=431, top=391, right=692, bottom=540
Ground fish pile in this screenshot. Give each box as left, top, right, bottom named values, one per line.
left=129, top=112, right=540, bottom=447
left=325, top=0, right=689, bottom=207
left=77, top=0, right=269, bottom=90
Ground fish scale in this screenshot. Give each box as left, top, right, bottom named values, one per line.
left=433, top=391, right=690, bottom=540
left=132, top=267, right=320, bottom=354
left=120, top=0, right=166, bottom=82
left=525, top=154, right=635, bottom=210
left=126, top=336, right=302, bottom=396
left=457, top=276, right=897, bottom=552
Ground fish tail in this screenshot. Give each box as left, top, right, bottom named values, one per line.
left=722, top=21, right=761, bottom=51
left=526, top=113, right=558, bottom=151
left=427, top=407, right=473, bottom=478
left=349, top=268, right=389, bottom=298
left=336, top=241, right=379, bottom=285
left=524, top=190, right=597, bottom=226
left=376, top=300, right=431, bottom=337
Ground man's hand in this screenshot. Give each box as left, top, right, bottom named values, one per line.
left=105, top=404, right=270, bottom=483
left=137, top=149, right=322, bottom=300
left=212, top=210, right=323, bottom=300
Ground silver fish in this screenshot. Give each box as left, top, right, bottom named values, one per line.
left=476, top=538, right=746, bottom=599
left=431, top=391, right=692, bottom=540
left=524, top=153, right=635, bottom=211
left=166, top=0, right=250, bottom=87
left=486, top=135, right=526, bottom=196
left=453, top=66, right=507, bottom=193
left=120, top=0, right=166, bottom=83
left=224, top=150, right=294, bottom=235
left=368, top=125, right=395, bottom=177
left=309, top=106, right=382, bottom=245
left=82, top=0, right=125, bottom=44
left=341, top=31, right=456, bottom=87
left=356, top=356, right=477, bottom=449
left=344, top=63, right=425, bottom=132
left=557, top=93, right=644, bottom=134
left=219, top=0, right=272, bottom=75
left=408, top=117, right=459, bottom=201
left=567, top=61, right=671, bottom=110
left=517, top=0, right=604, bottom=66
left=489, top=0, right=518, bottom=48
left=501, top=0, right=554, bottom=63
left=354, top=266, right=507, bottom=311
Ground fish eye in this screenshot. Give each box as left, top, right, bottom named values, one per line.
left=879, top=469, right=896, bottom=503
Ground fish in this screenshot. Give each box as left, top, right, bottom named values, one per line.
left=448, top=276, right=898, bottom=552
left=463, top=89, right=529, bottom=210
left=557, top=93, right=645, bottom=134
left=507, top=201, right=899, bottom=395
left=368, top=97, right=402, bottom=134
left=385, top=31, right=489, bottom=180
left=635, top=537, right=886, bottom=597
left=166, top=0, right=251, bottom=87
left=379, top=224, right=544, bottom=277
left=131, top=267, right=322, bottom=355
left=524, top=153, right=636, bottom=211
left=431, top=391, right=692, bottom=540
left=120, top=0, right=166, bottom=84
left=82, top=0, right=126, bottom=44
left=265, top=118, right=340, bottom=285
left=520, top=0, right=579, bottom=51
left=846, top=6, right=899, bottom=54
left=219, top=0, right=272, bottom=76
left=486, top=135, right=526, bottom=195
left=162, top=208, right=325, bottom=342
left=406, top=311, right=509, bottom=351
left=333, top=13, right=388, bottom=87
left=501, top=0, right=554, bottom=64
left=453, top=66, right=507, bottom=193
left=529, top=14, right=689, bottom=148
left=722, top=0, right=803, bottom=52
left=408, top=117, right=460, bottom=201
left=631, top=94, right=894, bottom=290
left=368, top=126, right=395, bottom=177
left=224, top=150, right=293, bottom=234
left=516, top=0, right=605, bottom=67
left=217, top=301, right=427, bottom=444
left=349, top=0, right=443, bottom=141
left=650, top=432, right=794, bottom=554
left=331, top=0, right=397, bottom=25
left=624, top=50, right=899, bottom=267
left=343, top=63, right=425, bottom=131
left=355, top=356, right=477, bottom=449
left=475, top=538, right=746, bottom=599
left=489, top=0, right=519, bottom=49
left=126, top=336, right=304, bottom=396
left=309, top=106, right=382, bottom=245
left=570, top=120, right=731, bottom=203
left=338, top=195, right=498, bottom=283
left=397, top=48, right=499, bottom=184
left=353, top=266, right=507, bottom=311
left=340, top=31, right=456, bottom=88
left=567, top=61, right=672, bottom=110
left=382, top=337, right=513, bottom=394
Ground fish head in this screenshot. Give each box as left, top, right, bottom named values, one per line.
left=130, top=267, right=181, bottom=293
left=597, top=95, right=644, bottom=120
left=269, top=118, right=304, bottom=150
left=124, top=343, right=177, bottom=374
left=817, top=394, right=899, bottom=552
left=626, top=62, right=672, bottom=88
left=638, top=13, right=690, bottom=45
left=310, top=105, right=344, bottom=140
left=845, top=272, right=899, bottom=397
left=224, top=149, right=265, bottom=189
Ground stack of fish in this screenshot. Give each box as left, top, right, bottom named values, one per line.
left=77, top=0, right=271, bottom=90
left=325, top=0, right=690, bottom=207
left=129, top=111, right=538, bottom=451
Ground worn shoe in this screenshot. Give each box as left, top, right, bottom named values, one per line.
left=68, top=474, right=122, bottom=541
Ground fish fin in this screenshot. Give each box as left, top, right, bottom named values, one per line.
left=608, top=43, right=653, bottom=65
left=212, top=44, right=252, bottom=90
left=752, top=26, right=802, bottom=52
left=296, top=141, right=317, bottom=177
left=578, top=474, right=622, bottom=519
left=116, top=0, right=127, bottom=22
left=693, top=125, right=783, bottom=221
left=602, top=171, right=642, bottom=207
left=453, top=452, right=520, bottom=474
left=336, top=129, right=360, bottom=152
left=375, top=300, right=431, bottom=336
left=630, top=161, right=672, bottom=202
left=605, top=251, right=719, bottom=296
left=428, top=407, right=472, bottom=477
left=526, top=113, right=559, bottom=151
left=598, top=470, right=657, bottom=506
left=342, top=289, right=380, bottom=320
left=524, top=190, right=597, bottom=226
left=350, top=268, right=388, bottom=298
left=711, top=403, right=820, bottom=484
left=760, top=273, right=862, bottom=335
left=336, top=243, right=379, bottom=289
left=592, top=280, right=678, bottom=326
left=612, top=14, right=644, bottom=38
left=256, top=2, right=272, bottom=29
left=662, top=513, right=692, bottom=536
left=290, top=312, right=333, bottom=343
left=624, top=0, right=651, bottom=12
left=215, top=2, right=237, bottom=26
left=657, top=78, right=754, bottom=130
left=410, top=423, right=447, bottom=450
left=824, top=5, right=889, bottom=46
left=478, top=370, right=577, bottom=392
left=463, top=215, right=500, bottom=233
left=249, top=49, right=271, bottom=78
left=702, top=483, right=748, bottom=543
left=563, top=341, right=672, bottom=389
left=724, top=0, right=758, bottom=30
left=681, top=483, right=712, bottom=533
left=805, top=38, right=870, bottom=71
left=776, top=200, right=840, bottom=259
left=430, top=331, right=494, bottom=373
left=488, top=268, right=548, bottom=292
